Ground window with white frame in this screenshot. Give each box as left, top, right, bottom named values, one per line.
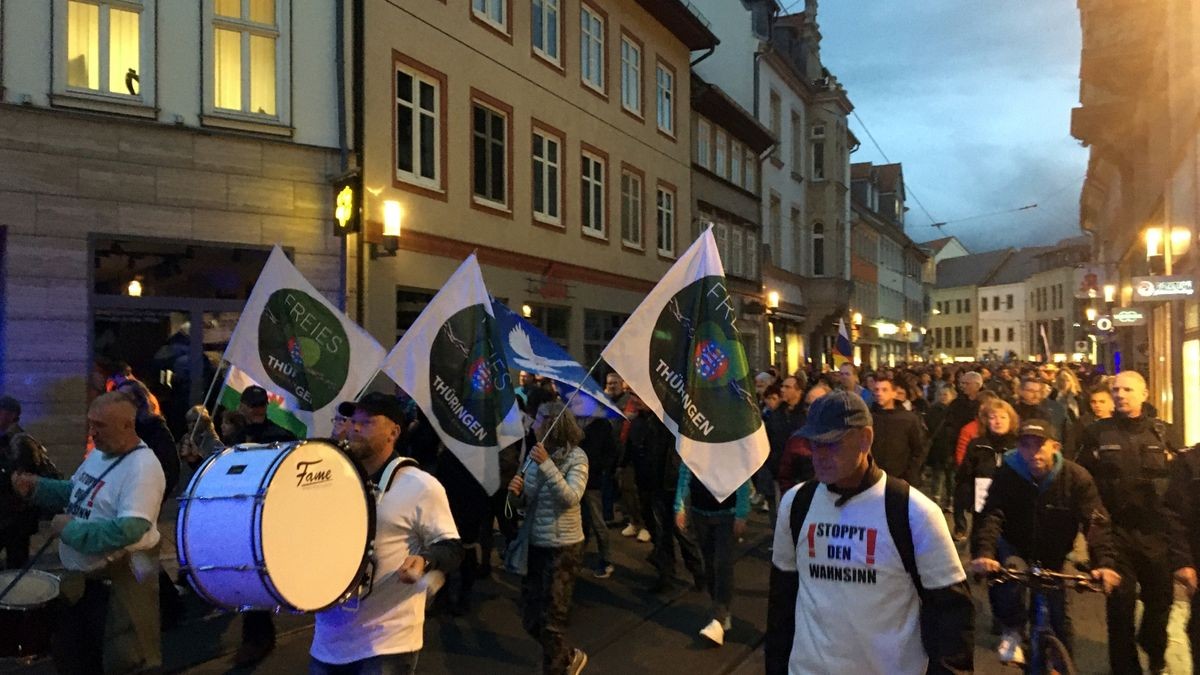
left=655, top=62, right=674, bottom=134
left=746, top=232, right=758, bottom=279
left=714, top=130, right=727, bottom=179
left=696, top=119, right=711, bottom=169
left=620, top=36, right=641, bottom=114
left=531, top=0, right=559, bottom=62
left=714, top=221, right=728, bottom=262
left=209, top=0, right=285, bottom=118
left=61, top=0, right=152, bottom=100
left=472, top=101, right=508, bottom=206
left=791, top=111, right=804, bottom=171
left=620, top=170, right=642, bottom=247
left=656, top=186, right=675, bottom=255
left=812, top=222, right=826, bottom=276
left=581, top=151, right=605, bottom=236
left=395, top=58, right=442, bottom=189
left=744, top=146, right=756, bottom=191
left=580, top=5, right=604, bottom=92
left=472, top=0, right=506, bottom=31
left=731, top=228, right=744, bottom=277
left=532, top=128, right=561, bottom=223
left=730, top=140, right=743, bottom=186
left=768, top=91, right=781, bottom=160
left=810, top=124, right=826, bottom=181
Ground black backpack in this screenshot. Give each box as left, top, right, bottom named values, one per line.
left=788, top=475, right=926, bottom=597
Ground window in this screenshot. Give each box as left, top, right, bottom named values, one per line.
left=584, top=310, right=628, bottom=364
left=993, top=328, right=1000, bottom=342
left=731, top=229, right=744, bottom=277
left=956, top=299, right=963, bottom=314
left=396, top=288, right=437, bottom=339
left=714, top=130, right=727, bottom=179
left=208, top=0, right=286, bottom=118
left=394, top=54, right=445, bottom=194
left=714, top=222, right=728, bottom=262
left=768, top=194, right=782, bottom=266
left=581, top=149, right=605, bottom=237
left=471, top=96, right=510, bottom=209
left=655, top=61, right=675, bottom=135
left=527, top=304, right=570, bottom=348
left=982, top=297, right=988, bottom=312
left=730, top=141, right=743, bottom=186
left=768, top=91, right=781, bottom=160
left=1007, top=327, right=1015, bottom=342
left=811, top=125, right=826, bottom=180
left=696, top=119, right=711, bottom=169
left=531, top=0, right=559, bottom=62
left=812, top=223, right=825, bottom=276
left=532, top=126, right=562, bottom=224
left=620, top=168, right=643, bottom=247
left=580, top=5, right=604, bottom=93
left=791, top=111, right=803, bottom=171
left=472, top=0, right=507, bottom=32
left=993, top=295, right=1000, bottom=310
left=620, top=35, right=641, bottom=115
left=656, top=184, right=676, bottom=256
left=966, top=327, right=974, bottom=348
left=981, top=329, right=987, bottom=344
left=746, top=232, right=758, bottom=279
left=743, top=146, right=757, bottom=190
left=954, top=327, right=963, bottom=348
left=1006, top=294, right=1013, bottom=310
left=61, top=0, right=152, bottom=101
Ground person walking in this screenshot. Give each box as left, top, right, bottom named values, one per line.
left=868, top=374, right=926, bottom=485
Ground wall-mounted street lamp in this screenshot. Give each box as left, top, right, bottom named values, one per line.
left=371, top=200, right=403, bottom=258
left=521, top=304, right=533, bottom=318
left=1085, top=306, right=1098, bottom=323
left=1145, top=226, right=1193, bottom=274
left=127, top=278, right=143, bottom=297
left=767, top=290, right=780, bottom=309
left=1103, top=284, right=1117, bottom=305
left=852, top=311, right=863, bottom=325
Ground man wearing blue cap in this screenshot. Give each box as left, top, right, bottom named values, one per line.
left=765, top=391, right=973, bottom=674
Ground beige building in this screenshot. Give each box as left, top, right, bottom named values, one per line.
left=355, top=0, right=716, bottom=369
left=0, top=1, right=343, bottom=469
left=1073, top=0, right=1199, bottom=444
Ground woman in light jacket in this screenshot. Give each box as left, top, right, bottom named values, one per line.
left=508, top=400, right=589, bottom=675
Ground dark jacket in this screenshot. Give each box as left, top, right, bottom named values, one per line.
left=580, top=416, right=618, bottom=490
left=945, top=396, right=980, bottom=442
left=1077, top=414, right=1177, bottom=544
left=137, top=414, right=181, bottom=499
left=957, top=431, right=1016, bottom=485
left=1164, top=447, right=1200, bottom=572
left=764, top=402, right=805, bottom=475
left=972, top=451, right=1116, bottom=571
left=625, top=412, right=679, bottom=493
left=870, top=406, right=926, bottom=484
left=924, top=402, right=956, bottom=468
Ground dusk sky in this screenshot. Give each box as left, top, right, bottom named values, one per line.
left=816, top=0, right=1088, bottom=253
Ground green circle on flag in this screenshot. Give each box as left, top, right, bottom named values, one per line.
left=429, top=305, right=514, bottom=447
left=647, top=276, right=760, bottom=443
left=258, top=289, right=351, bottom=411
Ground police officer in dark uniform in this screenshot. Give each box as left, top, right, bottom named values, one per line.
left=1164, top=442, right=1200, bottom=675
left=1078, top=371, right=1179, bottom=675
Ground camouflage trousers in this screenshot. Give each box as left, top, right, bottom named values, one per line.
left=521, top=543, right=584, bottom=675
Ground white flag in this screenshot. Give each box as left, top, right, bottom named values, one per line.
left=223, top=246, right=385, bottom=437
left=379, top=255, right=522, bottom=493
left=603, top=227, right=768, bottom=501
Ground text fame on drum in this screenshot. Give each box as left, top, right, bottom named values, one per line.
left=309, top=392, right=464, bottom=674
left=10, top=391, right=167, bottom=674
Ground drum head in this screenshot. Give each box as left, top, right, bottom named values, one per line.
left=0, top=570, right=60, bottom=608
left=261, top=440, right=370, bottom=611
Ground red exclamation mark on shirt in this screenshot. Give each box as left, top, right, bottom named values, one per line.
left=806, top=524, right=817, bottom=558
left=866, top=529, right=878, bottom=565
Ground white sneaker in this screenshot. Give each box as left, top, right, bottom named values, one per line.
left=997, top=630, right=1025, bottom=666
left=636, top=528, right=652, bottom=543
left=621, top=524, right=637, bottom=537
left=699, top=618, right=725, bottom=646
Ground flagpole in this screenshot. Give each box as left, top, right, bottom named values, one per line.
left=186, top=358, right=227, bottom=445
left=352, top=368, right=382, bottom=401
left=513, top=355, right=609, bottom=479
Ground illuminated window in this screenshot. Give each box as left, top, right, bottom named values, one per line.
left=60, top=0, right=150, bottom=100
left=208, top=0, right=284, bottom=118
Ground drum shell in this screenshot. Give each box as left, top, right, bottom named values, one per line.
left=0, top=570, right=60, bottom=659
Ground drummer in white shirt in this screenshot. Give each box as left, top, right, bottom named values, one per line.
left=11, top=391, right=166, bottom=674
left=310, top=392, right=463, bottom=674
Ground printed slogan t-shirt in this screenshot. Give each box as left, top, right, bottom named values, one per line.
left=59, top=443, right=166, bottom=572
left=772, top=474, right=965, bottom=674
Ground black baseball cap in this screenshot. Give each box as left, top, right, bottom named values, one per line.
left=336, top=401, right=357, bottom=418
left=240, top=385, right=268, bottom=408
left=1018, top=419, right=1059, bottom=442
left=796, top=390, right=872, bottom=443
left=0, top=396, right=20, bottom=415
left=354, top=392, right=406, bottom=426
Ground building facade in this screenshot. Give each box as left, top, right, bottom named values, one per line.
left=0, top=0, right=343, bottom=469
left=1025, top=238, right=1091, bottom=362
left=929, top=249, right=1012, bottom=362
left=1073, top=0, right=1199, bottom=444
left=356, top=0, right=717, bottom=369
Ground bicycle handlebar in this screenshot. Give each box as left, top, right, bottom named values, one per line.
left=987, top=566, right=1102, bottom=594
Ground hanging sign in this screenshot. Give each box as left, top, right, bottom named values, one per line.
left=1132, top=275, right=1196, bottom=302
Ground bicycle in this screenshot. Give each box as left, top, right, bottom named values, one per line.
left=987, top=565, right=1103, bottom=675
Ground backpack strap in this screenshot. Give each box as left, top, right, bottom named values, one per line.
left=884, top=475, right=926, bottom=599
left=788, top=480, right=821, bottom=550
left=380, top=456, right=420, bottom=493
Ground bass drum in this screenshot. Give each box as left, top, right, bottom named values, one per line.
left=177, top=440, right=374, bottom=613
left=0, top=569, right=60, bottom=659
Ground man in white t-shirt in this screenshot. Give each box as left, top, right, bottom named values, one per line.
left=309, top=392, right=462, bottom=674
left=766, top=390, right=974, bottom=675
left=11, top=391, right=166, bottom=674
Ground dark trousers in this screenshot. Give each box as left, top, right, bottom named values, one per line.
left=242, top=610, right=276, bottom=648
left=689, top=512, right=735, bottom=622
left=580, top=489, right=611, bottom=566
left=753, top=466, right=777, bottom=530
left=521, top=543, right=583, bottom=675
left=55, top=567, right=161, bottom=675
left=309, top=652, right=419, bottom=675
left=54, top=579, right=109, bottom=674
left=0, top=532, right=30, bottom=569
left=646, top=489, right=703, bottom=582
left=989, top=540, right=1072, bottom=651
left=1107, top=537, right=1173, bottom=673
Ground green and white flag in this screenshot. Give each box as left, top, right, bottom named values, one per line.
left=222, top=245, right=385, bottom=438
left=379, top=255, right=522, bottom=493
left=217, top=366, right=308, bottom=439
left=603, top=227, right=767, bottom=501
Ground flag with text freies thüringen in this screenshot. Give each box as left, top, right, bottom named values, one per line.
left=379, top=255, right=522, bottom=493
left=602, top=227, right=767, bottom=501
left=222, top=245, right=385, bottom=438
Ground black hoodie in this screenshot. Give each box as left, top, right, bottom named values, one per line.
left=870, top=405, right=926, bottom=484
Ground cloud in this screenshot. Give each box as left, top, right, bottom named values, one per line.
left=817, top=0, right=1087, bottom=251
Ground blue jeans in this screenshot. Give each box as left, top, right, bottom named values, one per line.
left=309, top=652, right=419, bottom=675
left=580, top=488, right=611, bottom=565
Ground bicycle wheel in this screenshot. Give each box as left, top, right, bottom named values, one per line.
left=1039, top=634, right=1077, bottom=675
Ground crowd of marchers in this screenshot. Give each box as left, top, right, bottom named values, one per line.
left=2, top=356, right=1200, bottom=674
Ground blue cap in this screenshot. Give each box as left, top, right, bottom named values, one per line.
left=796, top=390, right=872, bottom=443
